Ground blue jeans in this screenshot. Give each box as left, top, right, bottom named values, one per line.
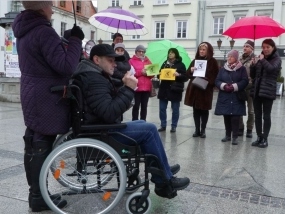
left=109, top=120, right=172, bottom=183
left=159, top=99, right=180, bottom=128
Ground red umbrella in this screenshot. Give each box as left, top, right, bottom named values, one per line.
left=222, top=16, right=285, bottom=40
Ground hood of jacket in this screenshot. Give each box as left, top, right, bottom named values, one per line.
left=195, top=42, right=214, bottom=59
left=12, top=10, right=51, bottom=39
left=73, top=59, right=103, bottom=77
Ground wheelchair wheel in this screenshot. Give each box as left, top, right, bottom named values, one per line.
left=126, top=192, right=151, bottom=214
left=53, top=130, right=73, bottom=149
left=40, top=138, right=127, bottom=214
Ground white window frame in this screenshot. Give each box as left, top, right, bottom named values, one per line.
left=132, top=35, right=141, bottom=39
left=110, top=33, right=115, bottom=40
left=176, top=20, right=187, bottom=39
left=213, top=16, right=224, bottom=35
left=155, top=0, right=167, bottom=5
left=176, top=0, right=189, bottom=3
left=110, top=0, right=120, bottom=7
left=60, top=22, right=67, bottom=36
left=154, top=21, right=165, bottom=39
left=234, top=15, right=245, bottom=22
left=132, top=0, right=143, bottom=5
left=255, top=10, right=272, bottom=18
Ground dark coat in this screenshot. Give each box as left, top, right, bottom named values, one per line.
left=157, top=57, right=188, bottom=102
left=184, top=42, right=219, bottom=110
left=214, top=63, right=249, bottom=116
left=250, top=50, right=281, bottom=100
left=12, top=10, right=82, bottom=135
left=72, top=60, right=135, bottom=124
left=111, top=60, right=131, bottom=87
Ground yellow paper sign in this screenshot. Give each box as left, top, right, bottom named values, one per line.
left=145, top=64, right=160, bottom=76
left=159, top=69, right=176, bottom=80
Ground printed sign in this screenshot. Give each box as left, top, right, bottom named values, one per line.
left=193, top=60, right=207, bottom=77
left=159, top=68, right=176, bottom=80
left=145, top=63, right=160, bottom=76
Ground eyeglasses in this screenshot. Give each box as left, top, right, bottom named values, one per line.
left=137, top=50, right=145, bottom=53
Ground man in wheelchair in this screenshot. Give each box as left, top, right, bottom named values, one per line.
left=71, top=44, right=190, bottom=199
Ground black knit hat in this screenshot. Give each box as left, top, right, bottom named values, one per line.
left=112, top=33, right=123, bottom=42
left=89, top=44, right=125, bottom=61
left=244, top=40, right=254, bottom=49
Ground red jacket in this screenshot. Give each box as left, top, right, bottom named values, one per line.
left=129, top=55, right=153, bottom=92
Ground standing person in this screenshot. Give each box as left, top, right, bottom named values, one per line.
left=184, top=42, right=219, bottom=138
left=72, top=44, right=190, bottom=199
left=129, top=45, right=153, bottom=121
left=111, top=32, right=130, bottom=60
left=157, top=48, right=188, bottom=133
left=215, top=50, right=248, bottom=145
left=12, top=1, right=84, bottom=212
left=238, top=40, right=256, bottom=138
left=250, top=39, right=281, bottom=148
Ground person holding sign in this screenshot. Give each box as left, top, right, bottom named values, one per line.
left=184, top=42, right=219, bottom=138
left=129, top=45, right=153, bottom=121
left=157, top=48, right=188, bottom=133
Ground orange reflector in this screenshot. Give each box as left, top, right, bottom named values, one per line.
left=105, top=159, right=111, bottom=163
left=60, top=160, right=65, bottom=169
left=54, top=169, right=61, bottom=180
left=102, top=192, right=111, bottom=201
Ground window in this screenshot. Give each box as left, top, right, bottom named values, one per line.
left=132, top=35, right=141, bottom=39
left=234, top=15, right=245, bottom=22
left=155, top=21, right=165, bottom=39
left=133, top=0, right=142, bottom=5
left=177, top=0, right=189, bottom=3
left=213, top=16, right=224, bottom=35
left=255, top=10, right=272, bottom=17
left=76, top=0, right=81, bottom=13
left=59, top=1, right=66, bottom=7
left=61, top=22, right=67, bottom=36
left=110, top=33, right=115, bottom=40
left=176, top=21, right=187, bottom=38
left=155, top=0, right=167, bottom=4
left=90, top=31, right=95, bottom=41
left=111, top=0, right=120, bottom=7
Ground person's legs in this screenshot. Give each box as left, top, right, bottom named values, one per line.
left=171, top=101, right=180, bottom=130
left=246, top=94, right=255, bottom=138
left=238, top=116, right=244, bottom=136
left=253, top=97, right=263, bottom=137
left=159, top=99, right=168, bottom=129
left=261, top=98, right=273, bottom=147
left=200, top=109, right=209, bottom=138
left=140, top=92, right=150, bottom=121
left=231, top=116, right=240, bottom=145
left=132, top=92, right=142, bottom=121
left=193, top=107, right=201, bottom=137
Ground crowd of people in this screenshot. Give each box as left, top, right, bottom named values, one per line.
left=13, top=1, right=282, bottom=212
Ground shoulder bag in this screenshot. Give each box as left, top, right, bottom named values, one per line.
left=192, top=77, right=208, bottom=90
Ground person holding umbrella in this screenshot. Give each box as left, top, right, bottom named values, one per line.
left=12, top=1, right=84, bottom=211
left=238, top=40, right=256, bottom=138
left=250, top=39, right=282, bottom=148
left=111, top=33, right=130, bottom=61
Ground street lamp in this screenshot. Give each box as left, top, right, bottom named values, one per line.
left=217, top=38, right=235, bottom=64
left=98, top=38, right=103, bottom=44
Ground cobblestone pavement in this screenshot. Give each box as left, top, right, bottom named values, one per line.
left=1, top=91, right=285, bottom=214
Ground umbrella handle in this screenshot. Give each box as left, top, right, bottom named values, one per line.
left=72, top=0, right=77, bottom=26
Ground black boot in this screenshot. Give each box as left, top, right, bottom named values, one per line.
left=246, top=130, right=252, bottom=138
left=258, top=138, right=268, bottom=148
left=238, top=129, right=244, bottom=136
left=232, top=138, right=238, bottom=145
left=252, top=136, right=263, bottom=147
left=30, top=140, right=67, bottom=212
left=192, top=129, right=200, bottom=137
left=221, top=136, right=231, bottom=142
left=200, top=129, right=206, bottom=138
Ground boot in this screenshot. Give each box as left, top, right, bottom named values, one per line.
left=200, top=129, right=206, bottom=138
left=192, top=129, right=200, bottom=137
left=30, top=140, right=67, bottom=212
left=252, top=136, right=263, bottom=147
left=232, top=138, right=238, bottom=145
left=258, top=138, right=268, bottom=148
left=246, top=130, right=252, bottom=138
left=238, top=129, right=244, bottom=136
left=221, top=136, right=231, bottom=142
left=158, top=127, right=166, bottom=132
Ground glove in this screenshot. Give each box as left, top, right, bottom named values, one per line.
left=71, top=24, right=85, bottom=40
left=224, top=83, right=234, bottom=93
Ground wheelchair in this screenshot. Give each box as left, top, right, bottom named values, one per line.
left=39, top=81, right=170, bottom=214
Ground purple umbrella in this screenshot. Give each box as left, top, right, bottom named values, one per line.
left=89, top=7, right=148, bottom=36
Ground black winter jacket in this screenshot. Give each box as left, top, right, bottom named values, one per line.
left=72, top=60, right=135, bottom=124
left=111, top=60, right=131, bottom=87
left=250, top=50, right=281, bottom=100
left=157, top=57, right=188, bottom=101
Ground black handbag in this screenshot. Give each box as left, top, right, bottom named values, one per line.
left=170, top=81, right=184, bottom=92
left=237, top=90, right=247, bottom=101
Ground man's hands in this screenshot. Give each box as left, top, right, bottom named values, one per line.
left=224, top=83, right=234, bottom=92
left=123, top=71, right=138, bottom=90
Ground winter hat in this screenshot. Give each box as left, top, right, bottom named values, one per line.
left=114, top=43, right=125, bottom=51
left=22, top=1, right=53, bottom=11
left=135, top=45, right=146, bottom=52
left=227, top=50, right=239, bottom=61
left=244, top=40, right=254, bottom=49
left=112, top=33, right=123, bottom=42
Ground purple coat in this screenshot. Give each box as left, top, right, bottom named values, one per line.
left=12, top=10, right=82, bottom=135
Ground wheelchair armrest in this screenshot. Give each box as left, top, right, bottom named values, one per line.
left=80, top=123, right=127, bottom=131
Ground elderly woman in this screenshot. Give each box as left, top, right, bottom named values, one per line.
left=12, top=1, right=84, bottom=211
left=129, top=45, right=153, bottom=121
left=250, top=39, right=282, bottom=148
left=214, top=50, right=249, bottom=145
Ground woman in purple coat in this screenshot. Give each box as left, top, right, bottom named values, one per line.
left=12, top=1, right=84, bottom=212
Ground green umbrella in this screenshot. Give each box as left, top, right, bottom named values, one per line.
left=145, top=39, right=191, bottom=69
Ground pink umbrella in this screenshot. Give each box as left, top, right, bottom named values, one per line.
left=222, top=16, right=285, bottom=40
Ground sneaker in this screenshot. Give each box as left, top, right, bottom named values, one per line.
left=158, top=127, right=166, bottom=132
left=221, top=136, right=231, bottom=142
left=170, top=177, right=190, bottom=190
left=170, top=164, right=180, bottom=175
